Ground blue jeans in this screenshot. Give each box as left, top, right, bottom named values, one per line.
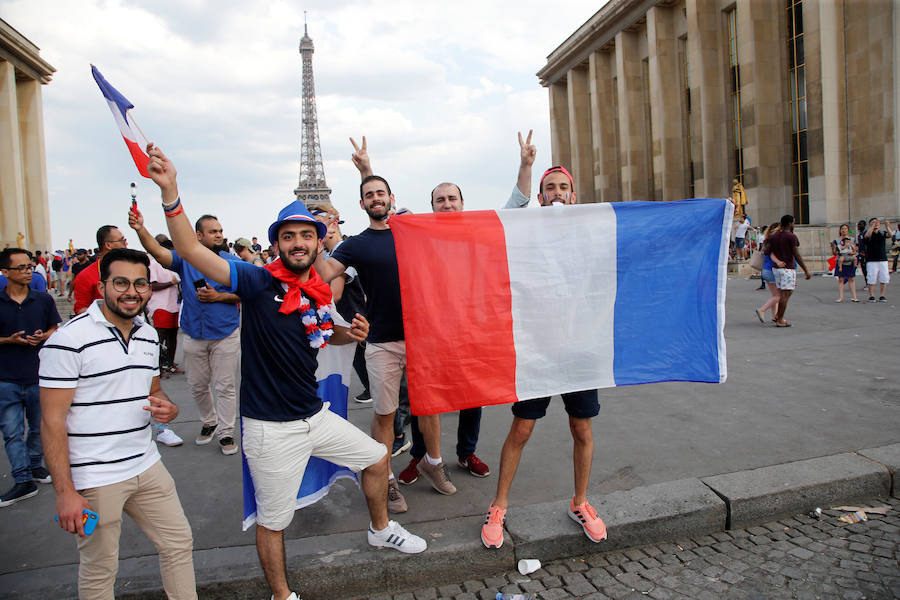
left=408, top=407, right=482, bottom=459
left=0, top=382, right=43, bottom=483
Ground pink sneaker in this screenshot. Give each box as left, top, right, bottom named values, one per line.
left=568, top=499, right=607, bottom=542
left=481, top=503, right=506, bottom=549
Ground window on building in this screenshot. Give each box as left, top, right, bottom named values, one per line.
left=787, top=0, right=808, bottom=223
left=680, top=36, right=695, bottom=198
left=727, top=7, right=744, bottom=185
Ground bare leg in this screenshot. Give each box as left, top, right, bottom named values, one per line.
left=837, top=278, right=845, bottom=301
left=416, top=414, right=442, bottom=459
left=775, top=289, right=793, bottom=324
left=880, top=282, right=887, bottom=297
left=760, top=282, right=780, bottom=315
left=372, top=412, right=396, bottom=477
left=491, top=417, right=536, bottom=509
left=849, top=278, right=859, bottom=301
left=361, top=451, right=389, bottom=530
left=256, top=526, right=291, bottom=600
left=569, top=417, right=593, bottom=506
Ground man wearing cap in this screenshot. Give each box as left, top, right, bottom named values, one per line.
left=128, top=212, right=242, bottom=456
left=314, top=138, right=458, bottom=515
left=143, top=143, right=425, bottom=600
left=234, top=238, right=265, bottom=267
left=481, top=131, right=607, bottom=549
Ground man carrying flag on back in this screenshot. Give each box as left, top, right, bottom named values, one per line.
left=480, top=131, right=607, bottom=549
left=143, top=143, right=426, bottom=600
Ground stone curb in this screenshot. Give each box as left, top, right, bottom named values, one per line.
left=1, top=444, right=896, bottom=600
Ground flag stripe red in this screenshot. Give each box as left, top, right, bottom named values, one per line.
left=123, top=138, right=150, bottom=178
left=391, top=211, right=517, bottom=415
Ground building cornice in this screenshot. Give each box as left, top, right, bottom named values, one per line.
left=0, top=18, right=56, bottom=84
left=536, top=0, right=664, bottom=86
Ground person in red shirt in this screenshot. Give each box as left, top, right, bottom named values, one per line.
left=765, top=214, right=811, bottom=327
left=72, top=225, right=128, bottom=314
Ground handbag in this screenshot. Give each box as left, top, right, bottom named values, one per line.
left=749, top=250, right=764, bottom=271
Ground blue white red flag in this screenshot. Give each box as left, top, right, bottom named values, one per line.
left=90, top=65, right=150, bottom=178
left=241, top=324, right=358, bottom=530
left=390, top=198, right=732, bottom=415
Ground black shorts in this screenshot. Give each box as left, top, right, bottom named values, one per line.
left=511, top=389, right=600, bottom=420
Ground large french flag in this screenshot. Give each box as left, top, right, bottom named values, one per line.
left=390, top=199, right=732, bottom=416
left=90, top=65, right=150, bottom=178
left=241, top=325, right=359, bottom=530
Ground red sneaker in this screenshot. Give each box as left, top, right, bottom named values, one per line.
left=568, top=499, right=607, bottom=542
left=481, top=503, right=506, bottom=548
left=397, top=457, right=420, bottom=485
left=457, top=454, right=490, bottom=477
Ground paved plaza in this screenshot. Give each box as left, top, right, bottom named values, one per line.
left=0, top=272, right=897, bottom=598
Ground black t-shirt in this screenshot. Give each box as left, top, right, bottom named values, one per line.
left=866, top=231, right=888, bottom=262
left=71, top=258, right=94, bottom=278
left=229, top=261, right=323, bottom=421
left=330, top=228, right=404, bottom=343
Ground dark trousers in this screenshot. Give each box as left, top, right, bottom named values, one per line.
left=353, top=342, right=370, bottom=393
left=407, top=407, right=482, bottom=460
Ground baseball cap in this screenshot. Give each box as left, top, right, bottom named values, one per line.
left=76, top=248, right=87, bottom=255
left=309, top=208, right=345, bottom=225
left=267, top=200, right=327, bottom=244
left=539, top=165, right=574, bottom=192
left=234, top=237, right=252, bottom=249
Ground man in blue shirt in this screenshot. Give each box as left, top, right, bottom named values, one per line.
left=0, top=250, right=48, bottom=293
left=0, top=248, right=61, bottom=507
left=144, top=143, right=425, bottom=600
left=129, top=212, right=242, bottom=455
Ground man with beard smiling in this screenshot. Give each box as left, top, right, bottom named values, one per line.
left=143, top=144, right=425, bottom=600
left=40, top=248, right=196, bottom=599
left=129, top=212, right=243, bottom=455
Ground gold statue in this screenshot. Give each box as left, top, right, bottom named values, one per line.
left=16, top=232, right=25, bottom=248
left=731, top=178, right=747, bottom=219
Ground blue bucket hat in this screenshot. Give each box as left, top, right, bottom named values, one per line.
left=268, top=200, right=328, bottom=245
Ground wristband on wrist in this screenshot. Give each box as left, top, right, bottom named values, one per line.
left=162, top=196, right=181, bottom=211
left=165, top=205, right=184, bottom=218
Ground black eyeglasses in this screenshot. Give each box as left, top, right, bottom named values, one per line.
left=103, top=277, right=151, bottom=293
left=4, top=264, right=34, bottom=273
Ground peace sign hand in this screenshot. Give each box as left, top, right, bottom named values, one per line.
left=350, top=136, right=372, bottom=177
left=518, top=130, right=536, bottom=167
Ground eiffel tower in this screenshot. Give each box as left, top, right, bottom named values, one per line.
left=293, top=16, right=331, bottom=206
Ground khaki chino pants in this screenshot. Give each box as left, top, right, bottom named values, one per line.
left=77, top=460, right=196, bottom=600
left=182, top=328, right=239, bottom=439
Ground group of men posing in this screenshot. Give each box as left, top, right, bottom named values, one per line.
left=27, top=133, right=607, bottom=600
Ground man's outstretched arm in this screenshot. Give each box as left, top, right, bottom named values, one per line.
left=506, top=130, right=536, bottom=208
left=145, top=143, right=232, bottom=288
left=351, top=136, right=373, bottom=179
left=127, top=208, right=173, bottom=267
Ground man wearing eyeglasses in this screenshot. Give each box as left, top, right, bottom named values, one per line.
left=72, top=225, right=129, bottom=314
left=40, top=248, right=196, bottom=599
left=0, top=250, right=49, bottom=293
left=0, top=248, right=61, bottom=507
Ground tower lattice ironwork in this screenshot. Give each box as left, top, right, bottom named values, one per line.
left=294, top=18, right=331, bottom=206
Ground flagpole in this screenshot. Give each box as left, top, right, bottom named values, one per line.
left=128, top=111, right=151, bottom=146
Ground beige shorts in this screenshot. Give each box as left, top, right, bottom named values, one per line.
left=364, top=340, right=407, bottom=416
left=242, top=405, right=387, bottom=531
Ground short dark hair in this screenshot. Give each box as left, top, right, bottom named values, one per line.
left=868, top=217, right=879, bottom=225
left=430, top=182, right=464, bottom=206
left=360, top=175, right=392, bottom=200
left=96, top=225, right=117, bottom=249
left=0, top=248, right=29, bottom=269
left=100, top=248, right=150, bottom=281
left=780, top=214, right=795, bottom=228
left=195, top=214, right=219, bottom=233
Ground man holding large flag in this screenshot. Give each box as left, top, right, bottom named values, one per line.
left=481, top=132, right=607, bottom=549
left=143, top=143, right=426, bottom=600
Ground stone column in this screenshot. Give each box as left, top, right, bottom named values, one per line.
left=737, top=0, right=790, bottom=223
left=17, top=78, right=51, bottom=251
left=0, top=60, right=27, bottom=249
left=567, top=67, right=594, bottom=203
left=615, top=29, right=649, bottom=202
left=589, top=49, right=620, bottom=203
left=647, top=5, right=686, bottom=201
left=549, top=81, right=571, bottom=168
left=686, top=0, right=729, bottom=198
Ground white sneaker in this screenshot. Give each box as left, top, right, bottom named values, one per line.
left=367, top=520, right=427, bottom=554
left=156, top=428, right=184, bottom=447
left=270, top=593, right=299, bottom=600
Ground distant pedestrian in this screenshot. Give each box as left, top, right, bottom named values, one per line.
left=831, top=224, right=859, bottom=303
left=864, top=217, right=893, bottom=302
left=0, top=248, right=60, bottom=507
left=755, top=223, right=781, bottom=322
left=856, top=220, right=868, bottom=289
left=766, top=214, right=811, bottom=327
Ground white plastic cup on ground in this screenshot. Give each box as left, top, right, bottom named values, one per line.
left=517, top=558, right=541, bottom=575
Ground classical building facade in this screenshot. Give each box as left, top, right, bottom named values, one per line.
left=0, top=19, right=54, bottom=251
left=537, top=0, right=900, bottom=226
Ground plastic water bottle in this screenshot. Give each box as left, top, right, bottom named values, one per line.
left=495, top=594, right=536, bottom=600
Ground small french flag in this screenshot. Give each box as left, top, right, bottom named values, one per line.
left=90, top=65, right=150, bottom=178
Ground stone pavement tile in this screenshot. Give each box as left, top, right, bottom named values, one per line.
left=582, top=593, right=612, bottom=600
left=560, top=572, right=588, bottom=587
left=519, top=579, right=544, bottom=593
left=585, top=554, right=609, bottom=567
left=482, top=576, right=506, bottom=588
left=620, top=560, right=644, bottom=573
left=413, top=588, right=437, bottom=600
left=452, top=594, right=477, bottom=600
left=394, top=593, right=415, bottom=600
left=623, top=548, right=647, bottom=560
left=597, top=581, right=634, bottom=597
left=615, top=571, right=653, bottom=592
left=538, top=588, right=572, bottom=600
left=602, top=564, right=623, bottom=576
left=498, top=583, right=522, bottom=595
left=437, top=584, right=462, bottom=597
left=564, top=579, right=597, bottom=596
left=787, top=546, right=815, bottom=560
left=475, top=588, right=497, bottom=600
left=539, top=575, right=562, bottom=588
left=544, top=563, right=569, bottom=576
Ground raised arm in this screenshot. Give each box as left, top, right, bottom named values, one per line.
left=517, top=129, right=536, bottom=199
left=351, top=136, right=373, bottom=179
left=145, top=143, right=232, bottom=288
left=127, top=208, right=173, bottom=267
left=314, top=253, right=347, bottom=284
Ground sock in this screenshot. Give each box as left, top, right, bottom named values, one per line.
left=370, top=521, right=388, bottom=534
left=425, top=453, right=441, bottom=466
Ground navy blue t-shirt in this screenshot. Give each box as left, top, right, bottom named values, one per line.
left=330, top=228, right=404, bottom=343
left=0, top=288, right=61, bottom=385
left=228, top=261, right=323, bottom=421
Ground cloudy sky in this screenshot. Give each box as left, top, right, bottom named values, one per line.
left=3, top=0, right=603, bottom=250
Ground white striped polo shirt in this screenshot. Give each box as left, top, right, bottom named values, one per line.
left=39, top=300, right=161, bottom=490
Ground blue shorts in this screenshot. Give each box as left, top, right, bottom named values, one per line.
left=735, top=237, right=746, bottom=249
left=761, top=268, right=775, bottom=283
left=511, top=389, right=600, bottom=420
